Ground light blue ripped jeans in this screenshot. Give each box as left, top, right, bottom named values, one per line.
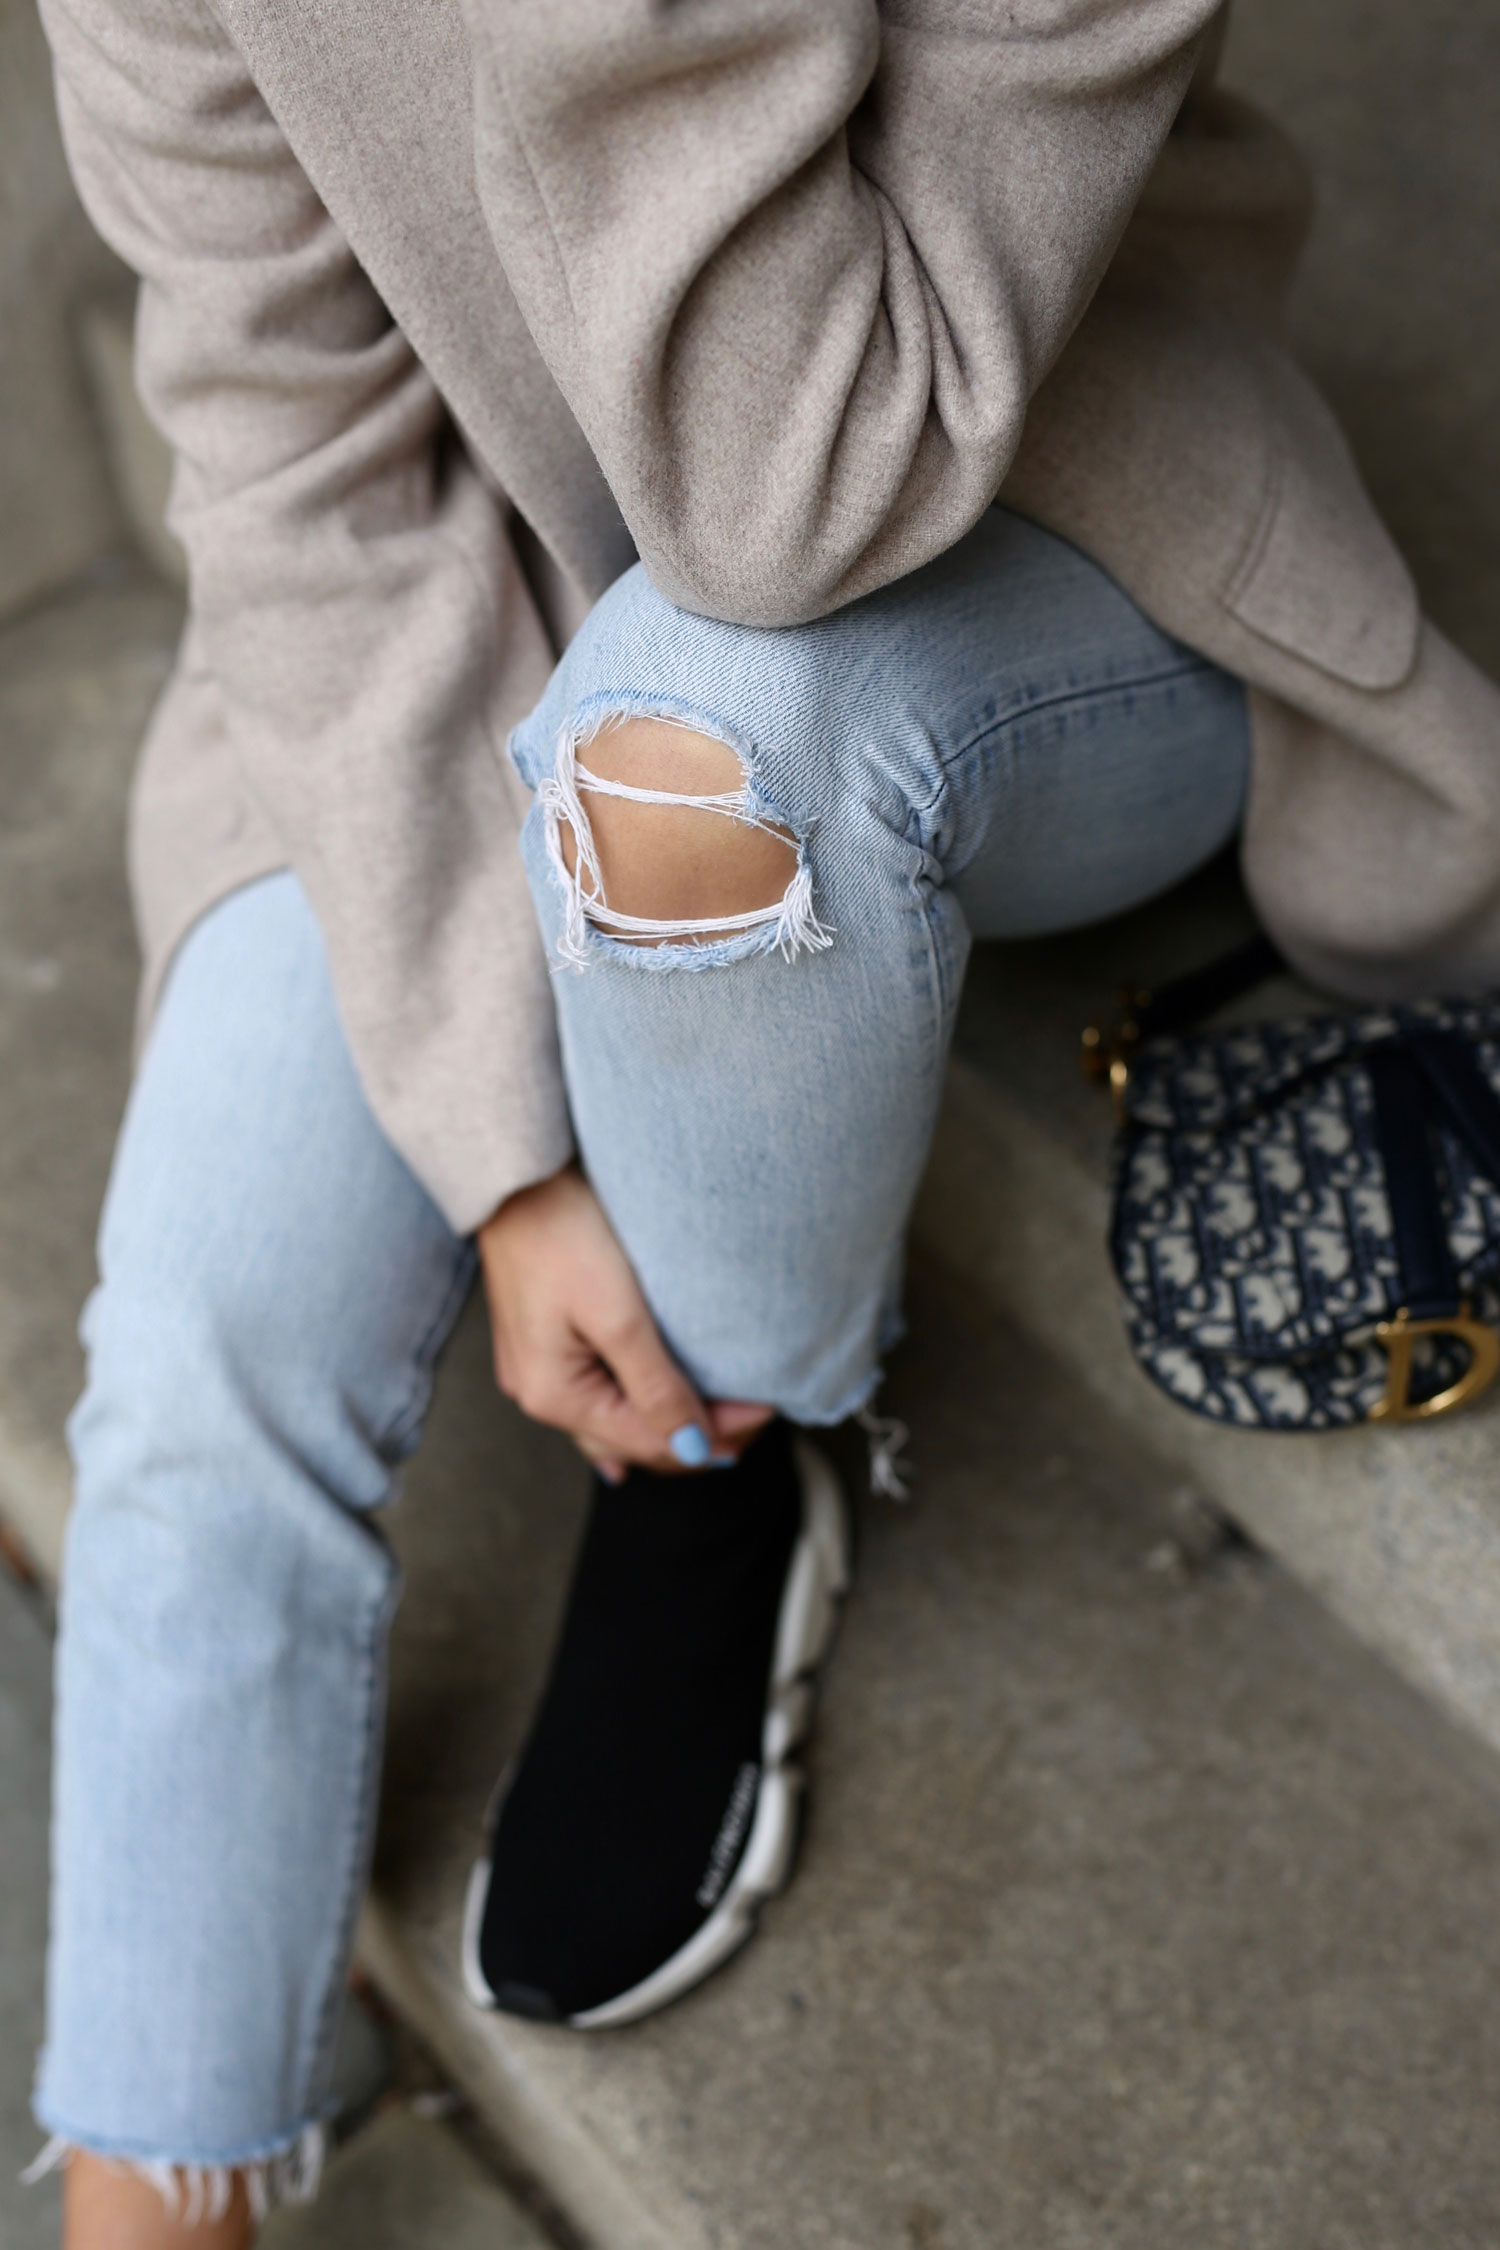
left=507, top=507, right=1248, bottom=1420
left=35, top=508, right=1246, bottom=2196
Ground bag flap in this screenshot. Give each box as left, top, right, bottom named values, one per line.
left=1124, top=999, right=1500, bottom=1132
left=1113, top=1005, right=1500, bottom=1359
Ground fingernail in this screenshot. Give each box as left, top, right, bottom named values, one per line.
left=669, top=1423, right=713, bottom=1467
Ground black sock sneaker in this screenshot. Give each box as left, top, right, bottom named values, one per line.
left=462, top=1420, right=849, bottom=2028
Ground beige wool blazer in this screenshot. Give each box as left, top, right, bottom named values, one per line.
left=39, top=0, right=1500, bottom=1233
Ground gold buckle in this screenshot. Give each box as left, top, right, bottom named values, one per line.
left=1082, top=986, right=1152, bottom=1124
left=1369, top=1304, right=1500, bottom=1424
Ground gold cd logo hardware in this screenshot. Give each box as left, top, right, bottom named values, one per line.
left=1369, top=1305, right=1500, bottom=1424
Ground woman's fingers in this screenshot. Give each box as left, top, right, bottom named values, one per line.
left=576, top=1440, right=628, bottom=1486
left=709, top=1399, right=777, bottom=1445
left=573, top=1387, right=773, bottom=1479
left=567, top=1352, right=691, bottom=1466
left=503, top=1323, right=677, bottom=1466
left=478, top=1162, right=775, bottom=1474
left=594, top=1302, right=722, bottom=1465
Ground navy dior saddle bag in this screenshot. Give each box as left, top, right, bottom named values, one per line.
left=1088, top=938, right=1500, bottom=1431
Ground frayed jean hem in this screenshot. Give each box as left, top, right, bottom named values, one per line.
left=25, top=2111, right=330, bottom=2226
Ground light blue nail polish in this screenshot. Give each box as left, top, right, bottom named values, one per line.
left=669, top=1422, right=713, bottom=1467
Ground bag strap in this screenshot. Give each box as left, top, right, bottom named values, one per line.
left=1122, top=933, right=1287, bottom=1042
left=1364, top=1030, right=1500, bottom=1322
left=1364, top=1030, right=1500, bottom=1416
left=1083, top=934, right=1284, bottom=1094
left=1407, top=1027, right=1500, bottom=1185
left=1366, top=1043, right=1463, bottom=1320
left=1089, top=939, right=1500, bottom=1274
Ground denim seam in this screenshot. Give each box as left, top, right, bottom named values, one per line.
left=890, top=780, right=963, bottom=1098
left=378, top=1240, right=477, bottom=1462
left=295, top=1556, right=398, bottom=2125
left=934, top=653, right=1220, bottom=782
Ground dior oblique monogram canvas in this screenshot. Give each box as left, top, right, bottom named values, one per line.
left=1112, top=1007, right=1500, bottom=1429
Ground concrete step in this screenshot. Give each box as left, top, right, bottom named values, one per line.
left=364, top=1265, right=1500, bottom=2250
left=0, top=563, right=176, bottom=1584
left=262, top=2107, right=551, bottom=2250
left=1223, top=0, right=1500, bottom=685
left=0, top=0, right=125, bottom=623
left=0, top=1563, right=61, bottom=2250
left=915, top=879, right=1500, bottom=1772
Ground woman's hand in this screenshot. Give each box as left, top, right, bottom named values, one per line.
left=477, top=1165, right=772, bottom=1480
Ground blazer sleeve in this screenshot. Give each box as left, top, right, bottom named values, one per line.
left=40, top=0, right=573, bottom=1234
left=462, top=0, right=1225, bottom=627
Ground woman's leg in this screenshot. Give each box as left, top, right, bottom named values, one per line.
left=34, top=872, right=473, bottom=2233
left=464, top=509, right=1250, bottom=2032
left=63, top=2158, right=254, bottom=2249
left=508, top=507, right=1249, bottom=1417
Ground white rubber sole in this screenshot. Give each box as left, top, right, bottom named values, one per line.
left=461, top=1438, right=850, bottom=2029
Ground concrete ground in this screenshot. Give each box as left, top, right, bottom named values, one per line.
left=368, top=1268, right=1500, bottom=2250
left=13, top=1246, right=1500, bottom=2248
left=7, top=555, right=1500, bottom=2242
left=0, top=565, right=177, bottom=1581
left=1223, top=0, right=1500, bottom=680
left=0, top=1569, right=61, bottom=2250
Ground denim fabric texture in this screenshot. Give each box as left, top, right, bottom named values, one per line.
left=38, top=507, right=1245, bottom=2179
left=36, top=876, right=473, bottom=2183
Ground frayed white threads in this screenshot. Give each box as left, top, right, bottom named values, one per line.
left=20, top=2137, right=68, bottom=2189
left=245, top=2126, right=324, bottom=2225
left=21, top=2122, right=324, bottom=2227
left=538, top=726, right=834, bottom=971
left=857, top=1407, right=912, bottom=1502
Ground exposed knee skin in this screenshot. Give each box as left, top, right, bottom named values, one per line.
left=559, top=717, right=797, bottom=943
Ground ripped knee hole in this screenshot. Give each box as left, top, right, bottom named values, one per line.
left=538, top=715, right=832, bottom=964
